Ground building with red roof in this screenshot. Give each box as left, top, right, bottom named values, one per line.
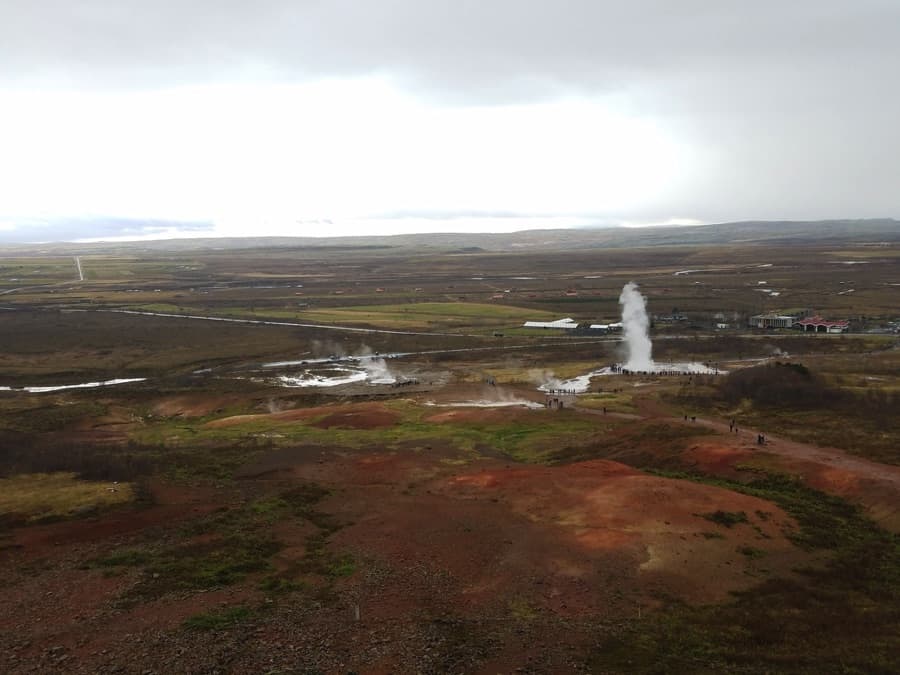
left=793, top=316, right=849, bottom=333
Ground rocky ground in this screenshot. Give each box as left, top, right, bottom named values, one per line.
left=2, top=385, right=899, bottom=673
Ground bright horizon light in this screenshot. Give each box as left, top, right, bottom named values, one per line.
left=0, top=77, right=697, bottom=238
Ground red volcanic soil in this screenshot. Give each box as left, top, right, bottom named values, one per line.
left=323, top=455, right=803, bottom=612
left=204, top=401, right=399, bottom=430
left=235, top=447, right=809, bottom=673
left=682, top=437, right=900, bottom=532
left=682, top=442, right=756, bottom=476
left=4, top=405, right=897, bottom=672
left=151, top=394, right=245, bottom=418
left=4, top=480, right=223, bottom=561
left=0, top=481, right=240, bottom=670
left=310, top=404, right=400, bottom=430
left=71, top=405, right=138, bottom=432
left=424, top=406, right=543, bottom=425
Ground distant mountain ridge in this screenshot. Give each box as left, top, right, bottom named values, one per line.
left=1, top=219, right=898, bottom=255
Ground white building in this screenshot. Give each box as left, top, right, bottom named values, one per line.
left=589, top=322, right=622, bottom=332
left=749, top=311, right=808, bottom=329
left=523, top=317, right=579, bottom=329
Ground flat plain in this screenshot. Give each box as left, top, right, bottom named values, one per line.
left=1, top=227, right=899, bottom=673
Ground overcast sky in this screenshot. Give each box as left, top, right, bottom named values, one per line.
left=1, top=1, right=898, bottom=241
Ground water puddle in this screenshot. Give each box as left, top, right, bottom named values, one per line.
left=534, top=362, right=723, bottom=394
left=0, top=377, right=146, bottom=394
left=424, top=400, right=544, bottom=409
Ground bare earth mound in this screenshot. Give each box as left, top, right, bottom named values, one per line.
left=204, top=401, right=399, bottom=429
left=324, top=455, right=805, bottom=613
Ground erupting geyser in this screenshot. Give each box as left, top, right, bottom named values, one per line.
left=619, top=281, right=654, bottom=371
left=532, top=282, right=723, bottom=394
left=612, top=282, right=722, bottom=375
left=530, top=281, right=721, bottom=393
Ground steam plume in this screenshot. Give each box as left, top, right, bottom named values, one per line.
left=356, top=346, right=396, bottom=385
left=618, top=282, right=654, bottom=371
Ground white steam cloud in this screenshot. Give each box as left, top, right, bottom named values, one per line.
left=356, top=346, right=397, bottom=385
left=618, top=281, right=654, bottom=371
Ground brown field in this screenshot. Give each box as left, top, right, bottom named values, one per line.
left=1, top=233, right=898, bottom=673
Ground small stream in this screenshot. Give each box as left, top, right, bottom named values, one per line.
left=0, top=377, right=147, bottom=394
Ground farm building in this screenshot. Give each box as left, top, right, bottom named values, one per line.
left=748, top=310, right=809, bottom=329
left=654, top=313, right=688, bottom=323
left=523, top=317, right=579, bottom=330
left=589, top=322, right=623, bottom=333
left=793, top=316, right=849, bottom=333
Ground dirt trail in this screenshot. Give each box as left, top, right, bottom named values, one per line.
left=692, top=416, right=900, bottom=488
left=692, top=415, right=900, bottom=531
left=575, top=400, right=900, bottom=530
left=577, top=400, right=900, bottom=488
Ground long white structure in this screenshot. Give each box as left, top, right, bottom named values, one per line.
left=523, top=317, right=579, bottom=329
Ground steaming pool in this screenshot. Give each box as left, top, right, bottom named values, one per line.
left=537, top=370, right=607, bottom=394
left=615, top=362, right=722, bottom=375
left=273, top=365, right=397, bottom=388
left=536, top=362, right=723, bottom=394
left=424, top=399, right=544, bottom=409
left=267, top=353, right=402, bottom=388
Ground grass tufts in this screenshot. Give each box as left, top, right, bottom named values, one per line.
left=701, top=510, right=749, bottom=528
left=183, top=605, right=252, bottom=631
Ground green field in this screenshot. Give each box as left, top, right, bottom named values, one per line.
left=121, top=300, right=563, bottom=332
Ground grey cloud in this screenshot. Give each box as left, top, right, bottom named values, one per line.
left=2, top=1, right=897, bottom=98
left=1, top=1, right=898, bottom=224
